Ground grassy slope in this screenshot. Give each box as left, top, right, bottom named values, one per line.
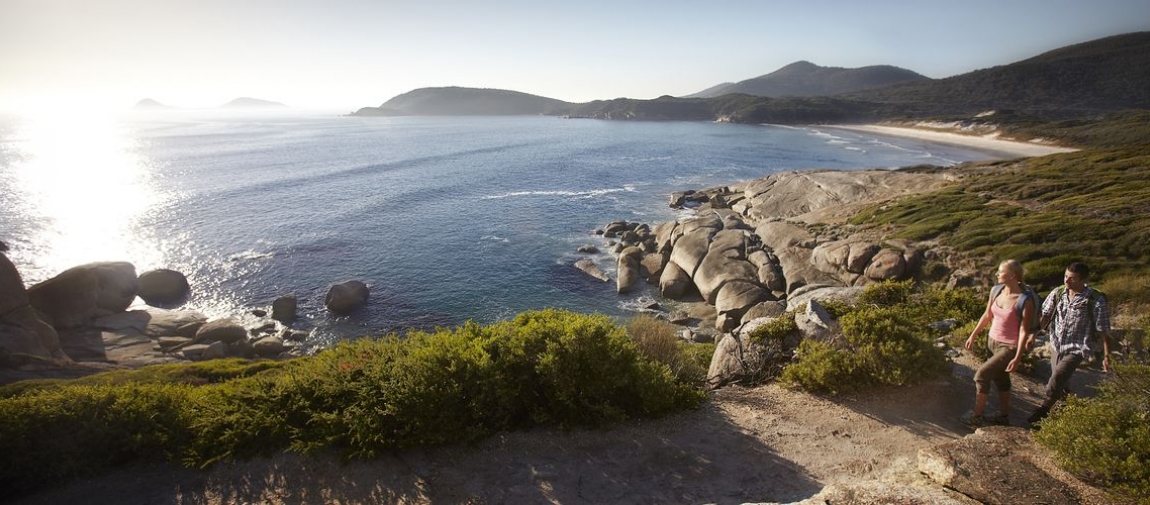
left=849, top=145, right=1150, bottom=292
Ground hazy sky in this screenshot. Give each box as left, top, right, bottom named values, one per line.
left=2, top=0, right=1148, bottom=113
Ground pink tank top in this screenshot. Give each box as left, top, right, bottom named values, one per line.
left=989, top=299, right=1021, bottom=345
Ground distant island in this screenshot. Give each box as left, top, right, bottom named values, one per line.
left=219, top=97, right=288, bottom=109
left=133, top=98, right=173, bottom=110
left=350, top=31, right=1150, bottom=130
left=131, top=97, right=290, bottom=110
left=352, top=87, right=572, bottom=117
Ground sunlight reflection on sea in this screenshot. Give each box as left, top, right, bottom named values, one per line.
left=2, top=113, right=169, bottom=282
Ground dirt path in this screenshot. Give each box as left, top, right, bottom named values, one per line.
left=12, top=358, right=1107, bottom=505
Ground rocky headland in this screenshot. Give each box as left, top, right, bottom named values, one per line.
left=0, top=251, right=368, bottom=384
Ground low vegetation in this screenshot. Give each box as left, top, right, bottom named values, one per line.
left=780, top=281, right=983, bottom=394
left=849, top=146, right=1150, bottom=292
left=1034, top=364, right=1150, bottom=502
left=626, top=314, right=715, bottom=387
left=0, top=309, right=703, bottom=499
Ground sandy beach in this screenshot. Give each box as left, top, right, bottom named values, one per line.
left=828, top=124, right=1080, bottom=158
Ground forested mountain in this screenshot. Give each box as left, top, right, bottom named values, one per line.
left=846, top=31, right=1150, bottom=117
left=687, top=61, right=928, bottom=98
left=352, top=32, right=1150, bottom=129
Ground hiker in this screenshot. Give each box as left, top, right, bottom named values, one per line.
left=1027, top=262, right=1112, bottom=425
left=962, top=259, right=1038, bottom=426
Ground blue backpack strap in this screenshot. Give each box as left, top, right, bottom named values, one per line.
left=990, top=283, right=1004, bottom=305
left=1016, top=288, right=1039, bottom=332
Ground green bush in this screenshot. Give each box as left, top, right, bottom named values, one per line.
left=1034, top=364, right=1150, bottom=502
left=0, top=358, right=286, bottom=399
left=0, top=383, right=201, bottom=497
left=1099, top=271, right=1150, bottom=310
left=951, top=320, right=992, bottom=362
left=626, top=314, right=712, bottom=386
left=748, top=315, right=799, bottom=344
left=780, top=281, right=960, bottom=394
left=857, top=279, right=915, bottom=307
left=781, top=339, right=865, bottom=394
left=0, top=310, right=704, bottom=498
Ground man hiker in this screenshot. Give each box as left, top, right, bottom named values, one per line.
left=1027, top=262, right=1112, bottom=426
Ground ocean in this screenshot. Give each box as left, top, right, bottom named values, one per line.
left=0, top=111, right=1011, bottom=348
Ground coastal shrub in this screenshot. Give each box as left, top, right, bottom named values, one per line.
left=950, top=320, right=991, bottom=361
left=626, top=314, right=713, bottom=386
left=0, top=383, right=200, bottom=498
left=781, top=281, right=960, bottom=394
left=1034, top=364, right=1150, bottom=502
left=186, top=310, right=704, bottom=463
left=857, top=279, right=915, bottom=307
left=748, top=315, right=799, bottom=344
left=1098, top=271, right=1150, bottom=311
left=780, top=339, right=862, bottom=394
left=0, top=309, right=704, bottom=496
left=845, top=147, right=1150, bottom=293
left=0, top=358, right=287, bottom=399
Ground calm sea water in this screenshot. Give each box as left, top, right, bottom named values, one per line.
left=0, top=111, right=1010, bottom=347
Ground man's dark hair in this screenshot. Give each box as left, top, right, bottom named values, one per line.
left=1067, top=261, right=1090, bottom=279
left=0, top=240, right=8, bottom=252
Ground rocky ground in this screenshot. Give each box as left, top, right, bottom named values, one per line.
left=10, top=353, right=1118, bottom=505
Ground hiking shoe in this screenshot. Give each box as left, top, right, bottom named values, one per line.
left=960, top=411, right=986, bottom=427
left=987, top=413, right=1010, bottom=426
left=1026, top=406, right=1050, bottom=425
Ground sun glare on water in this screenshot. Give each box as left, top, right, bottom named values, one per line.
left=4, top=112, right=167, bottom=283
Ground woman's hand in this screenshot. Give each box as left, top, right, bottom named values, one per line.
left=964, top=335, right=976, bottom=351
left=1006, top=357, right=1022, bottom=373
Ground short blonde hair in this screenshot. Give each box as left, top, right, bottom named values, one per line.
left=1000, top=259, right=1024, bottom=282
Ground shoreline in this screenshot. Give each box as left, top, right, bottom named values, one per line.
left=826, top=124, right=1079, bottom=159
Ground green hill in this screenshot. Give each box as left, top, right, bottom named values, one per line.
left=350, top=32, right=1150, bottom=147
left=351, top=87, right=574, bottom=116
left=688, top=61, right=929, bottom=98
left=846, top=31, right=1150, bottom=118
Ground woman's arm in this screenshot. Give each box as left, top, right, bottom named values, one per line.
left=965, top=295, right=994, bottom=351
left=1006, top=298, right=1036, bottom=372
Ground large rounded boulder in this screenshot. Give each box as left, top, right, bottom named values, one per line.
left=27, top=261, right=138, bottom=328
left=0, top=252, right=68, bottom=360
left=271, top=294, right=299, bottom=322
left=325, top=280, right=369, bottom=314
left=195, top=318, right=248, bottom=344
left=137, top=269, right=190, bottom=306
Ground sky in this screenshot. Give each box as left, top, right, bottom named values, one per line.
left=2, top=0, right=1149, bottom=113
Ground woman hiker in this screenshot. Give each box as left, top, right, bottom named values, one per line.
left=962, top=259, right=1038, bottom=426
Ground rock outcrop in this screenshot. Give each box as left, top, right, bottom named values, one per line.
left=137, top=268, right=191, bottom=306
left=271, top=294, right=299, bottom=322
left=0, top=251, right=69, bottom=362
left=707, top=316, right=796, bottom=389
left=601, top=169, right=955, bottom=335
left=1, top=255, right=319, bottom=383
left=918, top=426, right=1113, bottom=504
left=27, top=261, right=139, bottom=328
left=325, top=280, right=369, bottom=314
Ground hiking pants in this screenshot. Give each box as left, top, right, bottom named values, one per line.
left=1043, top=350, right=1084, bottom=407
left=974, top=338, right=1015, bottom=395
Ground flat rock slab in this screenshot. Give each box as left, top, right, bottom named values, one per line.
left=918, top=426, right=1107, bottom=504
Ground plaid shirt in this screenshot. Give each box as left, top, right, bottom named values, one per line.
left=1042, top=286, right=1111, bottom=357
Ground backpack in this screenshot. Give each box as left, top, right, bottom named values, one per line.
left=989, top=283, right=1042, bottom=335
